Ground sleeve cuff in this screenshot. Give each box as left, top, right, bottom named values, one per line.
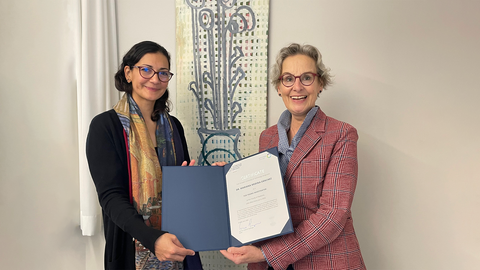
left=261, top=247, right=272, bottom=267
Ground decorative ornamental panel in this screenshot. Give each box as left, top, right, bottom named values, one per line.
left=176, top=0, right=269, bottom=166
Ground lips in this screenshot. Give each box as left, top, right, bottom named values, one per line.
left=145, top=86, right=161, bottom=91
left=291, top=96, right=307, bottom=100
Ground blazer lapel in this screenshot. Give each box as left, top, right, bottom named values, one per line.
left=259, top=129, right=279, bottom=152
left=284, top=109, right=326, bottom=186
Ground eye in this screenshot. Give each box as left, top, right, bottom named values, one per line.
left=301, top=73, right=313, bottom=81
left=158, top=71, right=169, bottom=76
left=140, top=67, right=152, bottom=73
left=283, top=75, right=294, bottom=82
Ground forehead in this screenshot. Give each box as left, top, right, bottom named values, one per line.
left=281, top=54, right=316, bottom=74
left=137, top=52, right=169, bottom=69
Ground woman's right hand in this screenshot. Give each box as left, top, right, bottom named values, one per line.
left=211, top=161, right=227, bottom=166
left=154, top=233, right=195, bottom=262
left=181, top=160, right=196, bottom=166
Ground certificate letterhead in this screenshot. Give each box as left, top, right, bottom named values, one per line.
left=161, top=147, right=293, bottom=251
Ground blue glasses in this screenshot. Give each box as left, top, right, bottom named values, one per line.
left=132, top=66, right=174, bottom=82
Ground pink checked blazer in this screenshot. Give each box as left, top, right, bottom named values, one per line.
left=250, top=108, right=366, bottom=270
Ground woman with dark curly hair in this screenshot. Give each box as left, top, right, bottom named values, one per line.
left=86, top=41, right=202, bottom=270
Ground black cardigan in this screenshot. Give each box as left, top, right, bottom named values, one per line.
left=86, top=109, right=190, bottom=270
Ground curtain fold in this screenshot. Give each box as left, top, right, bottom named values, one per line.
left=75, top=0, right=120, bottom=236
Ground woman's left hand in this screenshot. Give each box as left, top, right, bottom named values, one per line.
left=220, top=245, right=265, bottom=265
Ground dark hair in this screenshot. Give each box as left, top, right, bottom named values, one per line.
left=114, top=41, right=172, bottom=121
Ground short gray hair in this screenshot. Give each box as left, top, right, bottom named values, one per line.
left=271, top=43, right=332, bottom=89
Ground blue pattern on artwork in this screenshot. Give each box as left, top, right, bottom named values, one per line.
left=185, top=0, right=256, bottom=165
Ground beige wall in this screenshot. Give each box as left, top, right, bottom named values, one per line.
left=0, top=1, right=91, bottom=269
left=1, top=0, right=479, bottom=269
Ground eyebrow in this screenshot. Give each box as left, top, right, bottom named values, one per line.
left=138, top=64, right=170, bottom=71
left=281, top=71, right=315, bottom=76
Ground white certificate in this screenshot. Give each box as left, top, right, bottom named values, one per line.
left=226, top=150, right=290, bottom=244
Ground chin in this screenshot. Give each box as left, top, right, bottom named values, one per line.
left=290, top=107, right=313, bottom=117
left=149, top=92, right=165, bottom=100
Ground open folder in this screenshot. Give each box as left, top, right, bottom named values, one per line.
left=161, top=147, right=293, bottom=251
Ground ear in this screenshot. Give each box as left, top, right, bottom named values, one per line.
left=124, top=65, right=132, bottom=82
left=277, top=85, right=281, bottom=96
left=317, top=84, right=323, bottom=97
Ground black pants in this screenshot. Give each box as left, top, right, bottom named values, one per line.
left=268, top=265, right=294, bottom=270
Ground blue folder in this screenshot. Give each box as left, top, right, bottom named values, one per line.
left=161, top=147, right=293, bottom=251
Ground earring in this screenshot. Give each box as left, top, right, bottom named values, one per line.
left=278, top=93, right=281, bottom=96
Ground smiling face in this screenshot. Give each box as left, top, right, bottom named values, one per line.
left=124, top=52, right=170, bottom=109
left=278, top=54, right=323, bottom=121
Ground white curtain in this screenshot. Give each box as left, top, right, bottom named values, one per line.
left=74, top=0, right=120, bottom=236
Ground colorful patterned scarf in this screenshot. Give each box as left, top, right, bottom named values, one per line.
left=114, top=93, right=178, bottom=269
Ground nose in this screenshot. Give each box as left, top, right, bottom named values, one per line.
left=149, top=73, right=162, bottom=83
left=292, top=76, right=303, bottom=90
